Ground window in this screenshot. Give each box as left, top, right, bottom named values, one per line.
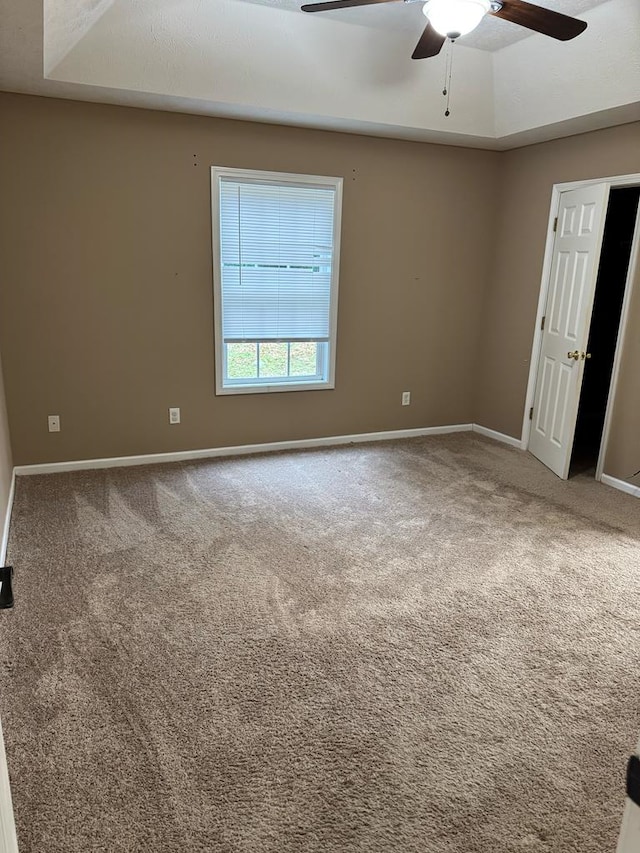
left=211, top=167, right=342, bottom=395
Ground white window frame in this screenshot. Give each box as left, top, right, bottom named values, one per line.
left=211, top=166, right=343, bottom=396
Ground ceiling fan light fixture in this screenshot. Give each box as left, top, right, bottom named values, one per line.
left=423, top=0, right=492, bottom=39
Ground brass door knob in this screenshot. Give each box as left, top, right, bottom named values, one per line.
left=582, top=352, right=592, bottom=360
left=567, top=350, right=581, bottom=360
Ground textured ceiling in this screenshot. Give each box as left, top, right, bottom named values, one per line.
left=239, top=0, right=608, bottom=51
left=1, top=0, right=637, bottom=152
left=44, top=0, right=115, bottom=71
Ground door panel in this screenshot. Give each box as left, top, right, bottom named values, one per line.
left=529, top=184, right=609, bottom=478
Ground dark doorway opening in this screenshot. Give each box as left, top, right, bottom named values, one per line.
left=570, top=186, right=640, bottom=477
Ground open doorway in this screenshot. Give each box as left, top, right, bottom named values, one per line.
left=569, top=187, right=640, bottom=477
left=525, top=175, right=640, bottom=481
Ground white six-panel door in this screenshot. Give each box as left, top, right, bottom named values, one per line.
left=529, top=184, right=610, bottom=479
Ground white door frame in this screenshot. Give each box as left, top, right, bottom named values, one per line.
left=0, top=718, right=18, bottom=853
left=521, top=172, right=640, bottom=481
left=617, top=747, right=640, bottom=853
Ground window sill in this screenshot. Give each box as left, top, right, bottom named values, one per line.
left=216, top=379, right=334, bottom=396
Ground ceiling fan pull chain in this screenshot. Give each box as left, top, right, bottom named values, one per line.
left=442, top=37, right=450, bottom=96
left=444, top=38, right=454, bottom=117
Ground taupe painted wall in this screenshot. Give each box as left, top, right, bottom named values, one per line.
left=0, top=93, right=638, bottom=484
left=474, top=122, right=640, bottom=482
left=0, top=93, right=500, bottom=465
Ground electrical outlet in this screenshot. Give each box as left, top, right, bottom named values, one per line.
left=402, top=391, right=411, bottom=406
left=48, top=415, right=61, bottom=433
left=169, top=407, right=181, bottom=425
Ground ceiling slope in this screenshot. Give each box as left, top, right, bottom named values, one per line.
left=44, top=0, right=116, bottom=74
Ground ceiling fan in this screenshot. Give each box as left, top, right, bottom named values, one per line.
left=300, top=0, right=588, bottom=60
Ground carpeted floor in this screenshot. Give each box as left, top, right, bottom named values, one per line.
left=1, top=433, right=639, bottom=852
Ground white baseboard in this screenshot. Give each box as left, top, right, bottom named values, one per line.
left=601, top=473, right=640, bottom=499
left=12, top=422, right=532, bottom=479
left=0, top=471, right=15, bottom=566
left=14, top=423, right=475, bottom=476
left=472, top=424, right=524, bottom=449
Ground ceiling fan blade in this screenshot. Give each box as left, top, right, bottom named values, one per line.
left=302, top=0, right=397, bottom=12
left=492, top=0, right=587, bottom=41
left=412, top=21, right=446, bottom=60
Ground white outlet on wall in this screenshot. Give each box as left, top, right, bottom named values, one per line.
left=48, top=415, right=61, bottom=432
left=169, top=407, right=181, bottom=424
left=402, top=391, right=411, bottom=406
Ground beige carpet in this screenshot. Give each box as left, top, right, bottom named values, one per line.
left=1, top=433, right=639, bottom=852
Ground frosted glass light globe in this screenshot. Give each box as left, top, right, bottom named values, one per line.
left=423, top=0, right=491, bottom=39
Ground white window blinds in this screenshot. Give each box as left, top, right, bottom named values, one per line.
left=219, top=178, right=337, bottom=342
